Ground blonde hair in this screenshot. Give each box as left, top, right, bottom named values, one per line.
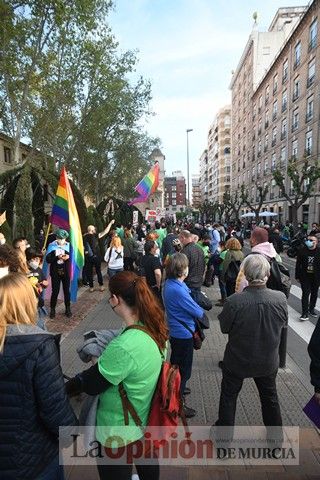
left=225, top=238, right=242, bottom=251
left=0, top=273, right=37, bottom=351
left=110, top=236, right=122, bottom=249
left=16, top=250, right=29, bottom=274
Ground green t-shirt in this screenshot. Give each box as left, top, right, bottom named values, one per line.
left=96, top=327, right=163, bottom=447
left=155, top=228, right=166, bottom=248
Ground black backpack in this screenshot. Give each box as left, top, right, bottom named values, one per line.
left=225, top=259, right=241, bottom=283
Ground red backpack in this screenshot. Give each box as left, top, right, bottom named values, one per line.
left=118, top=325, right=187, bottom=448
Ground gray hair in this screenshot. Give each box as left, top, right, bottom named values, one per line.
left=242, top=254, right=270, bottom=285
left=165, top=252, right=189, bottom=279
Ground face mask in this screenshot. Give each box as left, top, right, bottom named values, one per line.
left=0, top=238, right=5, bottom=245
left=25, top=243, right=30, bottom=249
left=57, top=238, right=66, bottom=246
left=29, top=261, right=40, bottom=270
left=142, top=227, right=146, bottom=232
left=305, top=240, right=314, bottom=249
left=0, top=266, right=9, bottom=279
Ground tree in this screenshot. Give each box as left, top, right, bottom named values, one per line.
left=198, top=200, right=218, bottom=223
left=241, top=184, right=268, bottom=222
left=273, top=157, right=320, bottom=230
left=223, top=190, right=243, bottom=222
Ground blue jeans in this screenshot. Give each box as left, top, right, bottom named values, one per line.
left=108, top=268, right=123, bottom=278
left=36, top=456, right=64, bottom=480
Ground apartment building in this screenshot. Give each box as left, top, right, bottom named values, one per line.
left=230, top=7, right=306, bottom=195
left=199, top=149, right=208, bottom=203
left=191, top=174, right=201, bottom=208
left=206, top=106, right=232, bottom=204
left=164, top=170, right=186, bottom=214
left=230, top=5, right=320, bottom=224
left=250, top=2, right=320, bottom=225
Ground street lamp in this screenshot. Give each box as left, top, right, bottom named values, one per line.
left=186, top=128, right=193, bottom=207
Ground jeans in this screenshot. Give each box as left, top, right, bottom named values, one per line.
left=216, top=366, right=282, bottom=443
left=108, top=268, right=124, bottom=278
left=300, top=276, right=320, bottom=315
left=169, top=337, right=194, bottom=395
left=87, top=256, right=104, bottom=287
left=218, top=273, right=226, bottom=300
left=36, top=456, right=64, bottom=480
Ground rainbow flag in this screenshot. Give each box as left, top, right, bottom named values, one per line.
left=50, top=167, right=84, bottom=302
left=128, top=162, right=160, bottom=205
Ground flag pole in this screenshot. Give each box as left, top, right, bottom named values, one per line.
left=42, top=222, right=52, bottom=253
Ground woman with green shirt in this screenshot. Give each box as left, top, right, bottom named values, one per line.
left=66, top=271, right=168, bottom=480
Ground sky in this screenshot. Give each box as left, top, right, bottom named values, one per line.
left=109, top=0, right=308, bottom=187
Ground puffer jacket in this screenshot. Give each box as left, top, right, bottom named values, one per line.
left=0, top=325, right=78, bottom=480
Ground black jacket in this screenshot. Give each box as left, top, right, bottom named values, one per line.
left=308, top=319, right=320, bottom=393
left=295, top=246, right=320, bottom=281
left=0, top=325, right=77, bottom=480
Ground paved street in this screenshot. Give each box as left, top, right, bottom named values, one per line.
left=52, top=275, right=320, bottom=479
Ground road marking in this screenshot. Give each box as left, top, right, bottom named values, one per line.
left=290, top=284, right=320, bottom=311
left=288, top=304, right=315, bottom=344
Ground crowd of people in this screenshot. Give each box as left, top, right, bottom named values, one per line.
left=0, top=216, right=320, bottom=479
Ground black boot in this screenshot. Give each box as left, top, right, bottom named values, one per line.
left=182, top=396, right=196, bottom=418
left=49, top=308, right=55, bottom=319
left=65, top=306, right=72, bottom=318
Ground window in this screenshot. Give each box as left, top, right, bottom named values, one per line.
left=265, top=85, right=270, bottom=104
left=306, top=95, right=314, bottom=121
left=172, top=185, right=176, bottom=191
left=172, top=192, right=176, bottom=199
left=293, top=77, right=300, bottom=100
left=280, top=147, right=286, bottom=165
left=271, top=153, right=276, bottom=171
left=272, top=126, right=277, bottom=146
left=4, top=147, right=11, bottom=163
left=257, top=162, right=261, bottom=175
left=282, top=59, right=288, bottom=83
left=253, top=103, right=257, bottom=119
left=272, top=100, right=278, bottom=120
left=282, top=90, right=287, bottom=112
left=264, top=133, right=269, bottom=151
left=292, top=108, right=299, bottom=131
left=309, top=18, right=317, bottom=50
left=265, top=109, right=269, bottom=128
left=258, top=118, right=262, bottom=134
left=264, top=161, right=268, bottom=173
left=172, top=200, right=176, bottom=206
left=307, top=58, right=315, bottom=87
left=258, top=139, right=262, bottom=156
left=281, top=118, right=287, bottom=139
left=305, top=130, right=313, bottom=156
left=292, top=139, right=298, bottom=159
left=294, top=41, right=301, bottom=68
left=273, top=73, right=278, bottom=94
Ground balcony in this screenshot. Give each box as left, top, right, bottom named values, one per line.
left=292, top=91, right=299, bottom=102
left=265, top=120, right=269, bottom=129
left=258, top=107, right=262, bottom=114
left=280, top=131, right=287, bottom=140
left=265, top=96, right=269, bottom=105
left=291, top=122, right=298, bottom=132
left=307, top=75, right=315, bottom=88
left=271, top=138, right=276, bottom=147
left=281, top=102, right=287, bottom=113
left=271, top=165, right=276, bottom=172
left=308, top=36, right=317, bottom=51
left=272, top=112, right=277, bottom=121
left=252, top=134, right=256, bottom=141
left=305, top=147, right=312, bottom=157
left=257, top=151, right=261, bottom=158
left=306, top=112, right=313, bottom=122
left=252, top=154, right=255, bottom=162
left=282, top=73, right=288, bottom=84
left=293, top=58, right=300, bottom=70
left=273, top=85, right=278, bottom=95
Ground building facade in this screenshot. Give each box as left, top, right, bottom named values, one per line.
left=164, top=170, right=186, bottom=215
left=199, top=149, right=208, bottom=203
left=191, top=174, right=201, bottom=208
left=230, top=5, right=320, bottom=225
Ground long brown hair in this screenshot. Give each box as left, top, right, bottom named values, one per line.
left=109, top=271, right=168, bottom=350
left=0, top=273, right=37, bottom=351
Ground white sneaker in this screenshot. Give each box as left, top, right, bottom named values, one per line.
left=299, top=314, right=309, bottom=321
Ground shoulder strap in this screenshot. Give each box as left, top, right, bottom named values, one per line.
left=174, top=319, right=194, bottom=335
left=122, top=324, right=164, bottom=359
left=107, top=247, right=113, bottom=263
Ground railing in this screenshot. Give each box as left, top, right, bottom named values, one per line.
left=305, top=147, right=312, bottom=156
left=282, top=73, right=288, bottom=84
left=307, top=75, right=315, bottom=88
left=272, top=112, right=277, bottom=121
left=265, top=121, right=269, bottom=128
left=292, top=91, right=299, bottom=102
left=264, top=145, right=268, bottom=152
left=281, top=131, right=287, bottom=140
left=306, top=112, right=313, bottom=122
left=291, top=123, right=298, bottom=132
left=293, top=58, right=300, bottom=70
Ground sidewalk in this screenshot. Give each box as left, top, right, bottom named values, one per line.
left=54, top=282, right=320, bottom=479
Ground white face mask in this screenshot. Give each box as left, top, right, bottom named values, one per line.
left=0, top=266, right=9, bottom=279
left=0, top=238, right=5, bottom=245
left=29, top=260, right=40, bottom=270
left=57, top=238, right=66, bottom=246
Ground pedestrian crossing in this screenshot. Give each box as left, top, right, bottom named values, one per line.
left=288, top=284, right=317, bottom=344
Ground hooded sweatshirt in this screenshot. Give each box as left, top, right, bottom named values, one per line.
left=235, top=241, right=282, bottom=293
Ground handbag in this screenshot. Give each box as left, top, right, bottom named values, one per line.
left=190, top=290, right=213, bottom=311
left=177, top=318, right=205, bottom=350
